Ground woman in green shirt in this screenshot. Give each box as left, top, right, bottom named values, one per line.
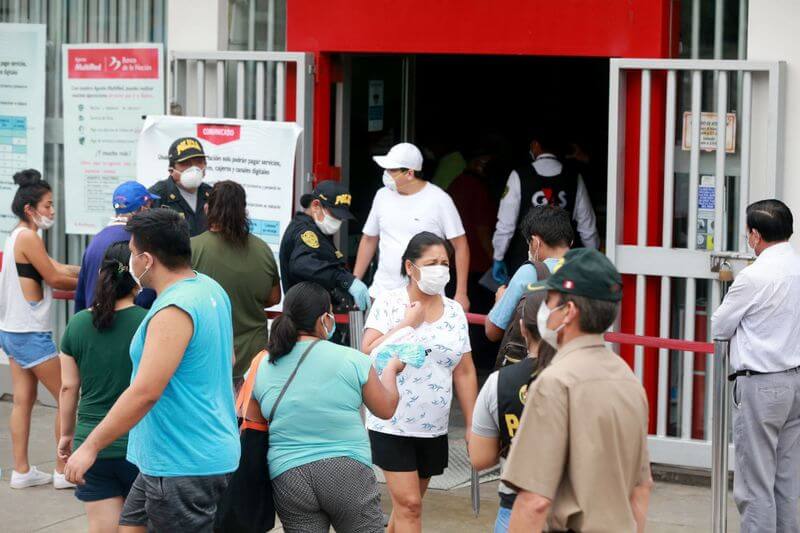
left=191, top=180, right=281, bottom=384
left=58, top=241, right=147, bottom=533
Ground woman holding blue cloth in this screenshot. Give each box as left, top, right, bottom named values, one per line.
left=253, top=281, right=403, bottom=533
left=362, top=231, right=478, bottom=533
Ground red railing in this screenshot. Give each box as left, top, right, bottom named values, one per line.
left=57, top=291, right=715, bottom=354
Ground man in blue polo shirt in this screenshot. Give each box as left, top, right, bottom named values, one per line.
left=485, top=206, right=572, bottom=347
left=74, top=181, right=157, bottom=311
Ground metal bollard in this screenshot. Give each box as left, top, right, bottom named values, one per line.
left=711, top=339, right=730, bottom=533
left=348, top=310, right=365, bottom=351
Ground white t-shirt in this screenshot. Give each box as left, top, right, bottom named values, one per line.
left=362, top=183, right=465, bottom=299
left=364, top=287, right=471, bottom=438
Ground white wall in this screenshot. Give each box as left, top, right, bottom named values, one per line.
left=748, top=1, right=799, bottom=217
left=166, top=0, right=228, bottom=115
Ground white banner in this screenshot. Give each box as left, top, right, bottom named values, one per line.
left=63, top=43, right=165, bottom=234
left=0, top=24, right=46, bottom=246
left=136, top=115, right=302, bottom=257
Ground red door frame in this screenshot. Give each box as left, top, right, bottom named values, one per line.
left=286, top=0, right=678, bottom=432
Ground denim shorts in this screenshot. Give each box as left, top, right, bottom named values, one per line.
left=0, top=330, right=58, bottom=369
left=75, top=458, right=139, bottom=502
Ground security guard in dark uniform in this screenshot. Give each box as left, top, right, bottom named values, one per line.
left=148, top=137, right=212, bottom=237
left=279, top=180, right=370, bottom=313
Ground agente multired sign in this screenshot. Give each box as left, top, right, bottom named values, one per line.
left=67, top=48, right=159, bottom=79
left=197, top=124, right=242, bottom=145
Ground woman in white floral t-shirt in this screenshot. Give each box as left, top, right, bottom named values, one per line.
left=362, top=231, right=478, bottom=533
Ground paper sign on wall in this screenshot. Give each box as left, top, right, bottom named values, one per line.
left=136, top=115, right=302, bottom=258
left=368, top=80, right=384, bottom=132
left=682, top=112, right=737, bottom=153
left=63, top=43, right=165, bottom=235
left=0, top=24, right=46, bottom=247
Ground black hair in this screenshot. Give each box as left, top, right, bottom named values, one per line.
left=520, top=291, right=557, bottom=372
left=125, top=209, right=191, bottom=269
left=92, top=242, right=137, bottom=330
left=400, top=231, right=454, bottom=277
left=528, top=124, right=564, bottom=156
left=557, top=293, right=620, bottom=334
left=11, top=169, right=52, bottom=221
left=207, top=180, right=250, bottom=247
left=521, top=205, right=574, bottom=248
left=267, top=282, right=331, bottom=362
left=746, top=199, right=793, bottom=242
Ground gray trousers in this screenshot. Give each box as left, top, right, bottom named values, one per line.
left=733, top=369, right=800, bottom=533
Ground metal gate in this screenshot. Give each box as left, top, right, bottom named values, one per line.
left=169, top=50, right=315, bottom=201
left=607, top=58, right=785, bottom=468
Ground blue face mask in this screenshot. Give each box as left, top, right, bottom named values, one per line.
left=322, top=313, right=336, bottom=340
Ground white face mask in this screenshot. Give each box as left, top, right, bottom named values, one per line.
left=382, top=170, right=398, bottom=192
left=314, top=210, right=342, bottom=235
left=176, top=166, right=204, bottom=189
left=528, top=237, right=541, bottom=264
left=537, top=301, right=566, bottom=349
left=128, top=252, right=151, bottom=288
left=412, top=263, right=450, bottom=295
left=33, top=212, right=55, bottom=230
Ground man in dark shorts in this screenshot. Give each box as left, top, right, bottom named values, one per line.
left=64, top=209, right=240, bottom=531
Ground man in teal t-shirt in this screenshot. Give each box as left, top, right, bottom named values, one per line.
left=485, top=206, right=574, bottom=342
left=64, top=209, right=240, bottom=532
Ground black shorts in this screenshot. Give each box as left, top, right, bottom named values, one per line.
left=74, top=458, right=139, bottom=502
left=369, top=430, right=449, bottom=479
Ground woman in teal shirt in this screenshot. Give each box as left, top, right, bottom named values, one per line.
left=253, top=282, right=404, bottom=533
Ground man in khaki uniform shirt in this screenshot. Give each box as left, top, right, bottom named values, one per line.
left=502, top=248, right=652, bottom=532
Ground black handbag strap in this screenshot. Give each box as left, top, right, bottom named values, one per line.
left=267, top=339, right=320, bottom=423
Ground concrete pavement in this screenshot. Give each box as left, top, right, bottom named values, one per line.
left=1, top=400, right=742, bottom=532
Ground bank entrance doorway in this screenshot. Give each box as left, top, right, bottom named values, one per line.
left=338, top=53, right=610, bottom=367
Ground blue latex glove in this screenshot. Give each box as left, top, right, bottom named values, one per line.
left=492, top=260, right=509, bottom=285
left=348, top=278, right=371, bottom=311
left=375, top=343, right=427, bottom=373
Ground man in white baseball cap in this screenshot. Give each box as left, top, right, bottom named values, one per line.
left=353, top=142, right=471, bottom=310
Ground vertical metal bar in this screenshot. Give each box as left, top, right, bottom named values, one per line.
left=248, top=0, right=256, bottom=49
left=141, top=0, right=152, bottom=41
left=715, top=71, right=728, bottom=252
left=766, top=63, right=785, bottom=199
left=738, top=0, right=748, bottom=60
left=109, top=0, right=118, bottom=42
left=267, top=0, right=276, bottom=50
left=691, top=0, right=701, bottom=59
left=171, top=56, right=179, bottom=112
left=87, top=0, right=98, bottom=42
left=118, top=0, right=127, bottom=42
left=153, top=0, right=164, bottom=43
left=276, top=61, right=286, bottom=122
left=714, top=0, right=725, bottom=60
left=739, top=72, right=753, bottom=251
left=707, top=280, right=720, bottom=440
left=266, top=0, right=277, bottom=119
left=216, top=60, right=225, bottom=118
left=711, top=340, right=730, bottom=533
left=196, top=60, right=205, bottom=116
left=633, top=69, right=651, bottom=381
left=657, top=69, right=677, bottom=437
left=236, top=61, right=246, bottom=119
left=98, top=0, right=108, bottom=42
left=12, top=0, right=20, bottom=22
left=127, top=0, right=136, bottom=43
left=605, top=62, right=626, bottom=266
left=256, top=62, right=265, bottom=120
left=682, top=70, right=702, bottom=440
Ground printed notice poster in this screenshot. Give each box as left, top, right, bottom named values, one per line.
left=696, top=175, right=716, bottom=250
left=63, top=43, right=164, bottom=234
left=136, top=115, right=302, bottom=258
left=0, top=24, right=46, bottom=246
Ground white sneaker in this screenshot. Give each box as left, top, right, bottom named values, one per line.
left=10, top=466, right=52, bottom=489
left=53, top=470, right=76, bottom=490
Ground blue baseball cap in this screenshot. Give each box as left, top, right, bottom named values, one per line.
left=112, top=181, right=159, bottom=214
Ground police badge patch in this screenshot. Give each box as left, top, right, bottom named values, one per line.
left=301, top=231, right=320, bottom=249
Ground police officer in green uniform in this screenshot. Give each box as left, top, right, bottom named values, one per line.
left=279, top=180, right=370, bottom=314
left=148, top=137, right=212, bottom=237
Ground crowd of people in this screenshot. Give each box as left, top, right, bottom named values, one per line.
left=4, top=131, right=792, bottom=533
